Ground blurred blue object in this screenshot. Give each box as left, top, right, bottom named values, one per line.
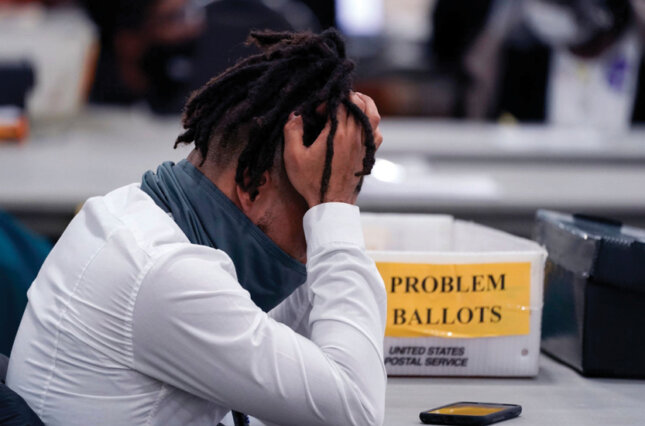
left=0, top=212, right=51, bottom=356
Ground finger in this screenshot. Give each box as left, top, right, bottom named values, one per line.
left=355, top=92, right=381, bottom=131
left=349, top=92, right=367, bottom=134
left=349, top=91, right=367, bottom=113
left=339, top=103, right=361, bottom=149
left=349, top=94, right=369, bottom=152
left=345, top=113, right=366, bottom=170
left=283, top=113, right=305, bottom=156
left=334, top=102, right=350, bottom=128
left=348, top=93, right=366, bottom=139
left=351, top=92, right=380, bottom=154
left=374, top=128, right=384, bottom=150
left=282, top=112, right=307, bottom=165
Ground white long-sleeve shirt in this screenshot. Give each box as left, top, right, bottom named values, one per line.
left=7, top=183, right=387, bottom=426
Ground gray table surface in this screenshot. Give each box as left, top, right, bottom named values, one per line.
left=377, top=119, right=645, bottom=162
left=2, top=107, right=645, bottom=212
left=384, top=354, right=645, bottom=426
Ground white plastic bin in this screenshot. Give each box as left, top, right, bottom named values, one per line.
left=362, top=213, right=547, bottom=377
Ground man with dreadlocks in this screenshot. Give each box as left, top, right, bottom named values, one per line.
left=7, top=29, right=386, bottom=426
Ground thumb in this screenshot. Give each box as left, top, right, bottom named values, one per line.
left=283, top=112, right=305, bottom=156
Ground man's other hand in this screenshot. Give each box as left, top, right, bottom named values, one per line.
left=283, top=92, right=383, bottom=208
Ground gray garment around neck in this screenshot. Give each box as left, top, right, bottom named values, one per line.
left=140, top=160, right=307, bottom=312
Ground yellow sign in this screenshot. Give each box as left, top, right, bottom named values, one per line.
left=376, top=262, right=531, bottom=338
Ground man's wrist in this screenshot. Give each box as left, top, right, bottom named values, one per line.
left=303, top=203, right=365, bottom=256
left=306, top=196, right=356, bottom=209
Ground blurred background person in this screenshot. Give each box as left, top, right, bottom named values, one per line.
left=82, top=0, right=321, bottom=114
left=496, top=0, right=643, bottom=128
left=442, top=0, right=645, bottom=129
left=429, top=0, right=498, bottom=118
left=81, top=0, right=206, bottom=112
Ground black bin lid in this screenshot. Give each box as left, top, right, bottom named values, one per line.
left=534, top=210, right=645, bottom=293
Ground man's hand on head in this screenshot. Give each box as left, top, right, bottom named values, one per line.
left=283, top=92, right=383, bottom=208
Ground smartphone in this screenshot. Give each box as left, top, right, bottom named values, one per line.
left=419, top=401, right=521, bottom=425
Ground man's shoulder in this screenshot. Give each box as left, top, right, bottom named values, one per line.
left=81, top=183, right=236, bottom=275
left=84, top=183, right=190, bottom=255
left=40, top=183, right=237, bottom=309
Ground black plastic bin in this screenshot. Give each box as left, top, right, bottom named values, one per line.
left=534, top=210, right=645, bottom=378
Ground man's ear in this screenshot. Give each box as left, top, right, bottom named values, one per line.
left=236, top=170, right=271, bottom=216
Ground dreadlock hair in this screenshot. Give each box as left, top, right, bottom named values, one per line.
left=174, top=28, right=376, bottom=203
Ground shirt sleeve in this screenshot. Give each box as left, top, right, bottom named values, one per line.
left=268, top=281, right=312, bottom=337
left=131, top=202, right=387, bottom=426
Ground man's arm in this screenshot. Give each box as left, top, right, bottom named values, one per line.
left=131, top=203, right=386, bottom=425
left=268, top=90, right=384, bottom=337
left=268, top=278, right=312, bottom=337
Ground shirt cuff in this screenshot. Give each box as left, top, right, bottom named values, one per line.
left=303, top=202, right=365, bottom=252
